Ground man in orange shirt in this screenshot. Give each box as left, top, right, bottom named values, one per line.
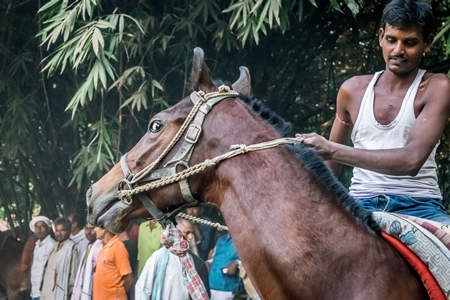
left=93, top=227, right=134, bottom=299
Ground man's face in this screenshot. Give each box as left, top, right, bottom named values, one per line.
left=34, top=221, right=50, bottom=241
left=85, top=224, right=97, bottom=243
left=379, top=24, right=432, bottom=76
left=54, top=224, right=70, bottom=242
left=177, top=221, right=194, bottom=242
left=94, top=226, right=106, bottom=241
left=66, top=215, right=77, bottom=233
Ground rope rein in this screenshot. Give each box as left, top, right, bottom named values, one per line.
left=176, top=212, right=229, bottom=231
left=117, top=137, right=304, bottom=199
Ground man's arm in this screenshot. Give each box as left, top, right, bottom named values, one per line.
left=123, top=273, right=135, bottom=295
left=68, top=246, right=80, bottom=296
left=135, top=253, right=158, bottom=300
left=298, top=74, right=450, bottom=176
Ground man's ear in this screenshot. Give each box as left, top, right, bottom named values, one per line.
left=424, top=34, right=434, bottom=53
left=378, top=28, right=384, bottom=47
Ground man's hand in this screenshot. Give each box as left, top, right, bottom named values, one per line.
left=224, top=260, right=239, bottom=276
left=123, top=273, right=135, bottom=294
left=295, top=133, right=335, bottom=160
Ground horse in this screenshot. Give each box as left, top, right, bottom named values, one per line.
left=0, top=231, right=29, bottom=300
left=86, top=47, right=428, bottom=299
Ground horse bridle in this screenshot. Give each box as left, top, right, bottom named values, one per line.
left=118, top=86, right=239, bottom=225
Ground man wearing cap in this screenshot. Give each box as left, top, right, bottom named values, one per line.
left=29, top=216, right=55, bottom=300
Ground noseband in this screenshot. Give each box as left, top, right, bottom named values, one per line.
left=118, top=86, right=239, bottom=225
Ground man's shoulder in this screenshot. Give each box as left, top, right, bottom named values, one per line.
left=65, top=239, right=76, bottom=248
left=421, top=72, right=450, bottom=107
left=37, top=235, right=55, bottom=246
left=139, top=220, right=150, bottom=229
left=341, top=74, right=375, bottom=92
left=423, top=72, right=450, bottom=89
left=152, top=247, right=166, bottom=256
left=107, top=235, right=123, bottom=247
left=70, top=229, right=85, bottom=241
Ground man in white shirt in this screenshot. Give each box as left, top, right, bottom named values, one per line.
left=135, top=218, right=210, bottom=300
left=30, top=216, right=55, bottom=300
left=41, top=217, right=79, bottom=300
left=71, top=223, right=102, bottom=300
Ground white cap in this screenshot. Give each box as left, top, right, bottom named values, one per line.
left=29, top=216, right=52, bottom=232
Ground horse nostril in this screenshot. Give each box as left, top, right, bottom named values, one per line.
left=86, top=187, right=93, bottom=207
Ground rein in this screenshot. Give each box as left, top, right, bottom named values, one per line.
left=119, top=137, right=303, bottom=198
left=118, top=85, right=304, bottom=225
left=177, top=212, right=229, bottom=231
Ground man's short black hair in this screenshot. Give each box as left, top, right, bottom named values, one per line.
left=54, top=217, right=71, bottom=231
left=66, top=212, right=86, bottom=228
left=380, top=0, right=436, bottom=38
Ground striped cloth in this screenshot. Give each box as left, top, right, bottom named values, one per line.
left=160, top=223, right=209, bottom=300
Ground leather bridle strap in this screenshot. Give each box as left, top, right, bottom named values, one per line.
left=119, top=154, right=171, bottom=224
left=117, top=87, right=238, bottom=225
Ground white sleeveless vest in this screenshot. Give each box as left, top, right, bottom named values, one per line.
left=349, top=69, right=442, bottom=199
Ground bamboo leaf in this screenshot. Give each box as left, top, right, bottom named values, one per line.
left=308, top=0, right=317, bottom=7
left=222, top=2, right=244, bottom=13
left=250, top=0, right=264, bottom=15
left=330, top=0, right=343, bottom=13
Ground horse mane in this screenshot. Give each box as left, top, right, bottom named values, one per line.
left=234, top=90, right=378, bottom=232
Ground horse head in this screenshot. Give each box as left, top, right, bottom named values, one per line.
left=86, top=47, right=254, bottom=233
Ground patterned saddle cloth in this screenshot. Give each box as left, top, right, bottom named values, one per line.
left=373, top=212, right=450, bottom=300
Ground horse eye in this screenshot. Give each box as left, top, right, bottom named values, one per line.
left=148, top=120, right=163, bottom=133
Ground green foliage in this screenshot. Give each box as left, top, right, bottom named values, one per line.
left=224, top=0, right=361, bottom=45
left=1, top=0, right=450, bottom=239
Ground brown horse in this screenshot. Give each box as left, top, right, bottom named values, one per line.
left=0, top=231, right=29, bottom=300
left=86, top=48, right=428, bottom=299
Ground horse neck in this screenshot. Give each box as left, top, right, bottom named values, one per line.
left=203, top=146, right=379, bottom=297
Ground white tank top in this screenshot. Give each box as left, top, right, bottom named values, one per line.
left=349, top=69, right=442, bottom=199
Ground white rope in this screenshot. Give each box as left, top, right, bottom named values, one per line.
left=118, top=137, right=304, bottom=199
left=176, top=212, right=228, bottom=231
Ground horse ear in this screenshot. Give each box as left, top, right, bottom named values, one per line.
left=232, top=66, right=252, bottom=95
left=191, top=47, right=214, bottom=91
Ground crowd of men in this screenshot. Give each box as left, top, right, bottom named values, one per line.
left=22, top=207, right=257, bottom=300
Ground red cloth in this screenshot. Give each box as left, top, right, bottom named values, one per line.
left=20, top=235, right=38, bottom=273
left=381, top=232, right=445, bottom=300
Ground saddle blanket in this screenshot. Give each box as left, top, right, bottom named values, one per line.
left=373, top=212, right=450, bottom=300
